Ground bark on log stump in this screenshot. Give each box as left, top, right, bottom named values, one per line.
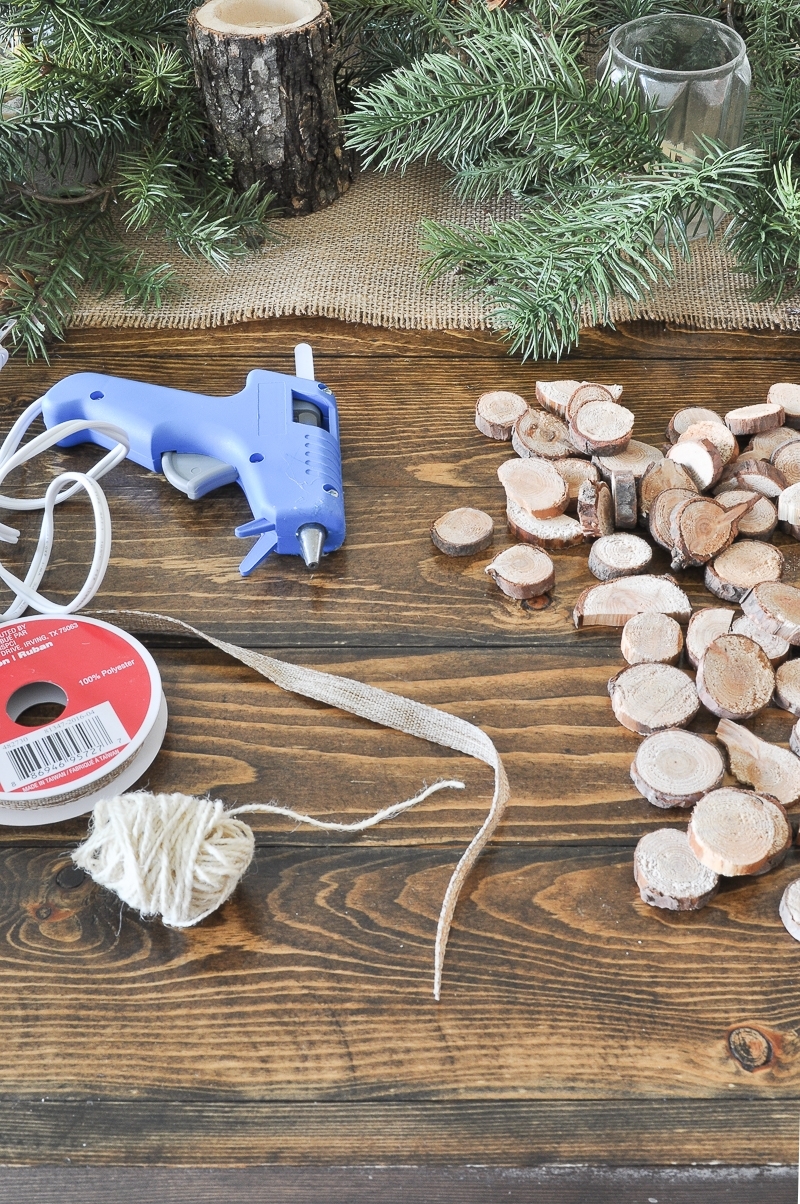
left=187, top=0, right=352, bottom=214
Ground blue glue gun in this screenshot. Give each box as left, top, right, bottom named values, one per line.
left=39, top=343, right=345, bottom=575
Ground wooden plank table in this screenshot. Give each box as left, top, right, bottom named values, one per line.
left=0, top=317, right=798, bottom=1202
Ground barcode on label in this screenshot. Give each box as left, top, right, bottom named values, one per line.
left=0, top=701, right=130, bottom=791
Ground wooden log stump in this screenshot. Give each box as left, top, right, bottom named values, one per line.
left=648, top=486, right=696, bottom=550
left=611, top=469, right=637, bottom=529
left=725, top=402, right=785, bottom=436
left=746, top=425, right=800, bottom=459
left=695, top=633, right=775, bottom=720
left=607, top=663, right=699, bottom=735
left=730, top=614, right=790, bottom=665
left=716, top=489, right=777, bottom=540
left=685, top=607, right=734, bottom=668
left=593, top=440, right=663, bottom=482
left=187, top=0, right=352, bottom=214
left=638, top=459, right=697, bottom=524
left=621, top=612, right=683, bottom=666
left=497, top=457, right=568, bottom=519
left=668, top=496, right=750, bottom=570
left=535, top=379, right=581, bottom=418
left=573, top=575, right=692, bottom=629
left=631, top=729, right=723, bottom=808
left=667, top=406, right=725, bottom=443
left=666, top=437, right=723, bottom=490
left=716, top=457, right=787, bottom=498
left=475, top=391, right=528, bottom=440
left=769, top=382, right=800, bottom=428
left=704, top=541, right=784, bottom=604
left=430, top=507, right=493, bottom=556
left=588, top=533, right=652, bottom=582
left=512, top=408, right=576, bottom=460
left=485, top=545, right=554, bottom=600
left=740, top=581, right=800, bottom=644
left=634, top=828, right=719, bottom=910
left=678, top=420, right=737, bottom=466
left=551, top=457, right=599, bottom=507
left=688, top=788, right=786, bottom=876
left=506, top=500, right=584, bottom=549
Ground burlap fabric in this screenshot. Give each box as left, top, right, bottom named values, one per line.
left=69, top=162, right=800, bottom=335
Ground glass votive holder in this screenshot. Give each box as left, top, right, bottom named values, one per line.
left=597, top=13, right=751, bottom=162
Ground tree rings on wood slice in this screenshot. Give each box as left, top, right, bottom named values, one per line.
left=667, top=407, right=726, bottom=444
left=631, top=730, right=724, bottom=808
left=746, top=425, right=800, bottom=459
left=704, top=540, right=784, bottom=604
left=716, top=489, right=777, bottom=539
left=666, top=438, right=723, bottom=490
left=688, top=787, right=783, bottom=876
left=593, top=440, right=663, bottom=482
left=577, top=479, right=613, bottom=538
left=588, top=533, right=652, bottom=582
left=634, top=829, right=719, bottom=910
left=725, top=402, right=785, bottom=436
left=506, top=500, right=584, bottom=550
left=569, top=399, right=634, bottom=456
left=648, top=487, right=696, bottom=550
left=695, top=633, right=775, bottom=720
left=730, top=614, right=790, bottom=665
left=574, top=574, right=692, bottom=629
left=774, top=659, right=800, bottom=716
left=679, top=421, right=738, bottom=466
left=497, top=457, right=568, bottom=519
left=608, top=663, right=699, bottom=735
left=750, top=797, right=793, bottom=875
left=769, top=382, right=800, bottom=429
left=552, top=457, right=599, bottom=507
left=565, top=381, right=615, bottom=421
left=430, top=507, right=494, bottom=556
left=740, top=581, right=800, bottom=644
left=475, top=391, right=528, bottom=440
left=638, top=460, right=698, bottom=523
left=485, top=545, right=555, bottom=600
left=612, top=470, right=637, bottom=529
left=512, top=409, right=576, bottom=460
left=771, top=439, right=800, bottom=486
left=535, top=379, right=581, bottom=419
left=686, top=608, right=735, bottom=668
left=716, top=718, right=800, bottom=808
left=779, top=879, right=800, bottom=940
left=668, top=496, right=750, bottom=569
left=621, top=612, right=683, bottom=666
left=716, top=458, right=787, bottom=498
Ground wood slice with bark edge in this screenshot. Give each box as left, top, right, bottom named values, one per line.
left=716, top=718, right=800, bottom=808
left=588, top=533, right=652, bottom=582
left=497, top=457, right=568, bottom=519
left=740, top=580, right=800, bottom=644
left=769, top=382, right=800, bottom=429
left=634, top=828, right=719, bottom=910
left=593, top=440, right=663, bottom=482
left=577, top=479, right=613, bottom=538
left=704, top=541, right=784, bottom=604
left=565, top=381, right=615, bottom=422
left=716, top=489, right=777, bottom=540
left=686, top=607, right=735, bottom=668
left=778, top=482, right=800, bottom=528
left=695, top=633, right=776, bottom=720
left=512, top=408, right=577, bottom=460
left=715, top=458, right=787, bottom=498
left=749, top=796, right=793, bottom=875
left=607, top=663, right=699, bottom=735
left=485, top=544, right=555, bottom=600
left=679, top=420, right=738, bottom=467
left=430, top=507, right=494, bottom=556
left=621, top=612, right=684, bottom=666
left=638, top=459, right=698, bottom=524
left=535, top=379, right=581, bottom=418
left=474, top=391, right=528, bottom=440
left=573, top=574, right=692, bottom=629
left=612, top=470, right=637, bottom=529
left=746, top=425, right=800, bottom=459
left=631, top=729, right=724, bottom=808
left=649, top=487, right=697, bottom=551
left=774, top=659, right=800, bottom=716
left=725, top=402, right=785, bottom=436
left=551, top=458, right=599, bottom=508
left=668, top=496, right=751, bottom=569
left=730, top=614, right=790, bottom=665
left=779, top=878, right=800, bottom=940
left=772, top=439, right=800, bottom=486
left=666, top=438, right=723, bottom=490
left=506, top=500, right=584, bottom=550
left=666, top=407, right=726, bottom=443
left=688, top=787, right=781, bottom=876
left=569, top=400, right=635, bottom=456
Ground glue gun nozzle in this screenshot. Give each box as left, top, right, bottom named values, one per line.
left=298, top=523, right=327, bottom=569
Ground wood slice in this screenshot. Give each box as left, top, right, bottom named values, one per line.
left=778, top=482, right=800, bottom=527
left=716, top=489, right=777, bottom=539
left=779, top=878, right=800, bottom=940
left=772, top=439, right=800, bottom=486
left=608, top=663, right=699, bottom=735
left=791, top=718, right=800, bottom=758
left=474, top=391, right=528, bottom=440
left=551, top=457, right=599, bottom=507
left=666, top=407, right=726, bottom=443
left=430, top=507, right=494, bottom=556
left=648, top=487, right=696, bottom=551
left=695, top=633, right=775, bottom=720
left=573, top=574, right=692, bottom=629
left=725, top=402, right=785, bottom=436
left=638, top=459, right=698, bottom=523
left=512, top=408, right=576, bottom=460
left=634, top=828, right=719, bottom=910
left=506, top=501, right=584, bottom=550
left=716, top=458, right=787, bottom=498
left=688, top=787, right=783, bottom=875
left=588, top=533, right=652, bottom=582
left=679, top=421, right=738, bottom=466
left=187, top=0, right=352, bottom=213
left=485, top=545, right=555, bottom=600
left=740, top=581, right=800, bottom=644
left=631, top=729, right=724, bottom=808
left=497, top=457, right=568, bottom=519
left=612, top=470, right=637, bottom=530
left=593, top=440, right=663, bottom=482
left=774, top=659, right=800, bottom=716
left=768, top=382, right=800, bottom=428
left=746, top=425, right=800, bottom=459
left=716, top=718, right=800, bottom=808
left=565, top=381, right=615, bottom=421
left=569, top=400, right=634, bottom=457
left=666, top=438, right=723, bottom=490
left=685, top=607, right=735, bottom=668
left=668, top=496, right=750, bottom=569
left=576, top=479, right=613, bottom=538
left=730, top=614, right=790, bottom=665
left=750, top=796, right=793, bottom=875
left=621, top=612, right=683, bottom=666
left=535, top=379, right=581, bottom=418
left=704, top=541, right=784, bottom=604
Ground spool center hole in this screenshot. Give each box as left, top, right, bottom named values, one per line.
left=7, top=682, right=68, bottom=726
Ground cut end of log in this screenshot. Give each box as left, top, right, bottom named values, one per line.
left=475, top=391, right=528, bottom=440
left=685, top=607, right=735, bottom=668
left=497, top=457, right=568, bottom=519
left=631, top=730, right=723, bottom=809
left=740, top=581, right=800, bottom=645
left=574, top=574, right=692, bottom=629
left=194, top=0, right=322, bottom=34
left=695, top=633, right=775, bottom=720
left=485, top=544, right=555, bottom=600
left=725, top=402, right=785, bottom=436
left=430, top=507, right=494, bottom=556
left=634, top=828, right=719, bottom=910
left=507, top=501, right=584, bottom=550
left=688, top=787, right=784, bottom=876
left=512, top=409, right=576, bottom=460
left=704, top=540, right=784, bottom=604
left=667, top=407, right=725, bottom=443
left=589, top=533, right=652, bottom=582
left=716, top=718, right=800, bottom=808
left=621, top=612, right=683, bottom=666
left=608, top=662, right=699, bottom=735
left=774, top=659, right=800, bottom=716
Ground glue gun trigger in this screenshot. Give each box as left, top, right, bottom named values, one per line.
left=236, top=529, right=278, bottom=576
left=161, top=452, right=238, bottom=500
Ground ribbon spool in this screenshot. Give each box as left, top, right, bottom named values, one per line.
left=0, top=615, right=166, bottom=826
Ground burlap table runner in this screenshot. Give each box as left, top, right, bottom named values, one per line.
left=69, top=162, right=800, bottom=336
